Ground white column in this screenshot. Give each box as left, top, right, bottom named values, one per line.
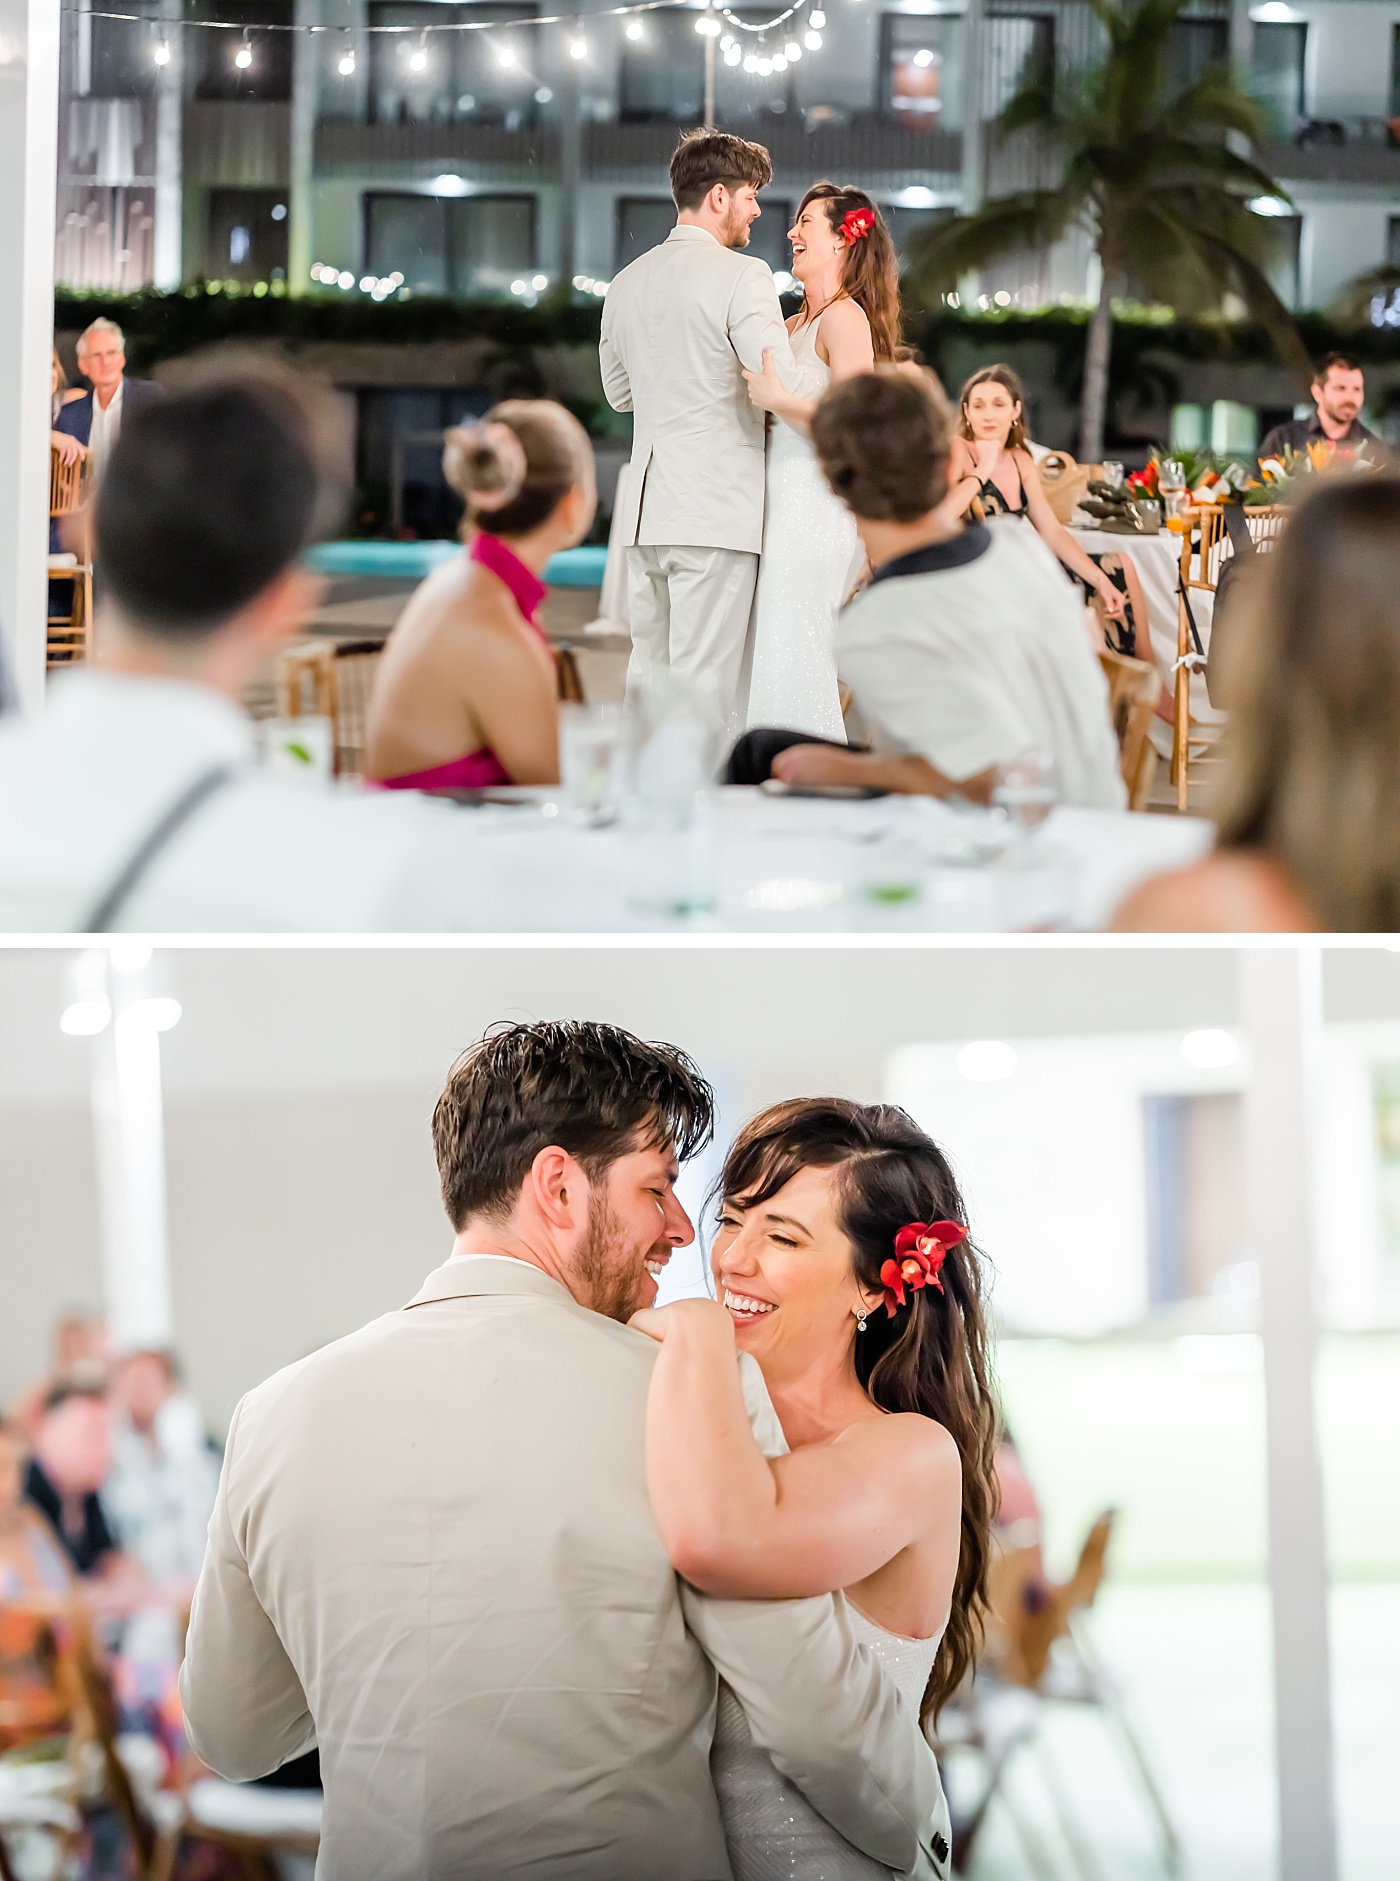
left=1239, top=948, right=1338, bottom=1881
left=289, top=0, right=321, bottom=295
left=85, top=948, right=178, bottom=1353
left=152, top=0, right=183, bottom=288
left=959, top=0, right=985, bottom=216
left=0, top=0, right=62, bottom=716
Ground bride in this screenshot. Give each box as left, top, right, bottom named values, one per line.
left=741, top=187, right=904, bottom=740
left=632, top=1097, right=999, bottom=1878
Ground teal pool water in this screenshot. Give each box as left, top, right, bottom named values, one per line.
left=306, top=541, right=608, bottom=588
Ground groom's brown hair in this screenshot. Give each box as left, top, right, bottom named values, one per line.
left=433, top=1020, right=714, bottom=1227
left=669, top=129, right=772, bottom=209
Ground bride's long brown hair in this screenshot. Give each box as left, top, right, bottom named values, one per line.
left=795, top=183, right=903, bottom=365
left=712, top=1097, right=999, bottom=1724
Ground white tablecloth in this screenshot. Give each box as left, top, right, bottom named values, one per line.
left=1070, top=525, right=1223, bottom=724
left=409, top=787, right=1212, bottom=933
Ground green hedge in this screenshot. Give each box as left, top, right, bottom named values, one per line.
left=56, top=285, right=1400, bottom=372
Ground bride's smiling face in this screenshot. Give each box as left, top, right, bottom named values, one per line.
left=711, top=1164, right=877, bottom=1369
left=788, top=203, right=844, bottom=287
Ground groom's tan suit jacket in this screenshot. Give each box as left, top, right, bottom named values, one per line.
left=181, top=1257, right=951, bottom=1880
left=600, top=225, right=796, bottom=555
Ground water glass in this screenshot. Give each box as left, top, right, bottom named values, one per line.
left=1101, top=461, right=1125, bottom=489
left=559, top=702, right=622, bottom=825
left=990, top=750, right=1059, bottom=833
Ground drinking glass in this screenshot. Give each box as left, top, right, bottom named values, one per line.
left=559, top=702, right=622, bottom=825
left=990, top=749, right=1059, bottom=833
left=1158, top=457, right=1187, bottom=518
left=1101, top=461, right=1125, bottom=490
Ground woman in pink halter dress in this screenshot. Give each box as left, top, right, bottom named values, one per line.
left=366, top=400, right=596, bottom=791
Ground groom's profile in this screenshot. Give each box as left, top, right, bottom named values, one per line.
left=180, top=1020, right=948, bottom=1879
left=601, top=131, right=798, bottom=730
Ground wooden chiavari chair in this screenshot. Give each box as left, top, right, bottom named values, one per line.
left=1172, top=506, right=1228, bottom=811
left=1098, top=648, right=1161, bottom=812
left=47, top=446, right=94, bottom=668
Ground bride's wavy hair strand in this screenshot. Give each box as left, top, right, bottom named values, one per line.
left=796, top=183, right=903, bottom=366
left=712, top=1097, right=1000, bottom=1724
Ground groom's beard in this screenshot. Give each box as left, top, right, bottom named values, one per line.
left=722, top=205, right=753, bottom=250
left=576, top=1192, right=655, bottom=1324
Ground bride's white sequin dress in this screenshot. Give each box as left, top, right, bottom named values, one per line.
left=712, top=1600, right=944, bottom=1879
left=744, top=314, right=865, bottom=740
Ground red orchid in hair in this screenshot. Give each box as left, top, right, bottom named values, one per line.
left=840, top=206, right=876, bottom=244
left=879, top=1220, right=967, bottom=1317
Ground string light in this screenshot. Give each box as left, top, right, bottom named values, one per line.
left=569, top=30, right=587, bottom=58
left=496, top=42, right=516, bottom=66
left=804, top=26, right=821, bottom=48
left=723, top=40, right=741, bottom=62
left=337, top=41, right=355, bottom=75
left=625, top=17, right=643, bottom=37
left=408, top=35, right=428, bottom=70
left=696, top=8, right=722, bottom=35
left=152, top=37, right=170, bottom=64
left=234, top=33, right=252, bottom=68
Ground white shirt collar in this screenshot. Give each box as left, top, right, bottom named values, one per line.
left=666, top=224, right=721, bottom=246
left=444, top=1251, right=535, bottom=1267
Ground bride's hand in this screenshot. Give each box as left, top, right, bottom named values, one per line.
left=629, top=1298, right=734, bottom=1345
left=742, top=348, right=787, bottom=415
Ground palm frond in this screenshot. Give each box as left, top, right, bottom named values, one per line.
left=902, top=192, right=1081, bottom=300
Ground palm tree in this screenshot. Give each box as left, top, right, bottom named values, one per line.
left=905, top=0, right=1308, bottom=460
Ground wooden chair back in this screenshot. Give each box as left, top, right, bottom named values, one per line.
left=276, top=633, right=584, bottom=780
left=982, top=1511, right=1116, bottom=1690
left=1098, top=649, right=1161, bottom=811
left=1169, top=506, right=1229, bottom=811
left=1245, top=504, right=1288, bottom=554
left=49, top=449, right=89, bottom=521
left=47, top=445, right=95, bottom=668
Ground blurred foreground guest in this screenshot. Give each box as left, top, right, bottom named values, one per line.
left=24, top=1386, right=119, bottom=1577
left=728, top=369, right=1124, bottom=809
left=366, top=402, right=595, bottom=789
left=52, top=319, right=163, bottom=481
left=0, top=1415, right=74, bottom=1600
left=0, top=361, right=454, bottom=932
left=1114, top=478, right=1400, bottom=930
left=104, top=1351, right=220, bottom=1589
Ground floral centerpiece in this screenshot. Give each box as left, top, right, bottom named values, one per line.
left=1245, top=437, right=1384, bottom=506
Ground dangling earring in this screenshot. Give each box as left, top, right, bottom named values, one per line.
left=856, top=1311, right=868, bottom=1334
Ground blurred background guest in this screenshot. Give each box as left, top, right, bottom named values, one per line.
left=104, top=1350, right=220, bottom=1590
left=1114, top=477, right=1400, bottom=930
left=23, top=1384, right=120, bottom=1578
left=14, top=1311, right=108, bottom=1438
left=50, top=348, right=86, bottom=467
left=1257, top=352, right=1384, bottom=461
left=366, top=400, right=595, bottom=790
left=0, top=1413, right=74, bottom=1601
left=52, top=319, right=162, bottom=482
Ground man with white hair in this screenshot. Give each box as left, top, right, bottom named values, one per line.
left=53, top=319, right=163, bottom=477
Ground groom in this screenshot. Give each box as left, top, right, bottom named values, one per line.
left=600, top=130, right=796, bottom=729
left=180, top=1020, right=950, bottom=1880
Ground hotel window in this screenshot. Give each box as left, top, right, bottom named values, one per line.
left=368, top=4, right=538, bottom=127
left=1251, top=21, right=1307, bottom=134
left=619, top=10, right=704, bottom=122
left=981, top=13, right=1054, bottom=118
left=365, top=192, right=536, bottom=298
left=880, top=14, right=959, bottom=122
left=615, top=197, right=676, bottom=271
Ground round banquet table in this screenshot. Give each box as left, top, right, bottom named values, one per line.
left=400, top=787, right=1213, bottom=933
left=1069, top=524, right=1223, bottom=724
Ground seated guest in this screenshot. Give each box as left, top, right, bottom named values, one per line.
left=53, top=319, right=163, bottom=481
left=938, top=364, right=1139, bottom=638
left=23, top=1385, right=119, bottom=1577
left=104, top=1350, right=221, bottom=1588
left=1258, top=352, right=1385, bottom=463
left=0, top=1414, right=74, bottom=1601
left=729, top=369, right=1125, bottom=810
left=366, top=401, right=596, bottom=789
left=1114, top=478, right=1400, bottom=931
left=0, top=361, right=456, bottom=932
left=50, top=348, right=86, bottom=467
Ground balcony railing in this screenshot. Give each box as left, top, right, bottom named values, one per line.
left=315, top=120, right=559, bottom=174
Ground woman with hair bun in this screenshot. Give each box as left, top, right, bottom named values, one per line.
left=632, top=1097, right=999, bottom=1877
left=739, top=184, right=903, bottom=740
left=366, top=399, right=595, bottom=789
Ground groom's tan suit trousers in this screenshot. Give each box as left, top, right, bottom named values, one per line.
left=181, top=1256, right=951, bottom=1881
left=601, top=224, right=798, bottom=728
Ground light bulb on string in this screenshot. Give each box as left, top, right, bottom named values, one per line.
left=771, top=50, right=787, bottom=69
left=496, top=42, right=516, bottom=66
left=569, top=28, right=587, bottom=59
left=809, top=8, right=825, bottom=25
left=625, top=17, right=643, bottom=38
left=337, top=41, right=356, bottom=75
left=153, top=37, right=171, bottom=66
left=724, top=41, right=742, bottom=63
left=696, top=9, right=721, bottom=36
left=804, top=27, right=821, bottom=49
left=742, top=50, right=758, bottom=71
left=784, top=39, right=801, bottom=59
left=234, top=34, right=253, bottom=69
left=408, top=35, right=428, bottom=71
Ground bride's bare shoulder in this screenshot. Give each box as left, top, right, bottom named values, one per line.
left=820, top=297, right=870, bottom=337
left=836, top=1405, right=960, bottom=1489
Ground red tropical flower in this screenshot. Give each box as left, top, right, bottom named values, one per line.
left=841, top=207, right=876, bottom=244
left=878, top=1219, right=967, bottom=1316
